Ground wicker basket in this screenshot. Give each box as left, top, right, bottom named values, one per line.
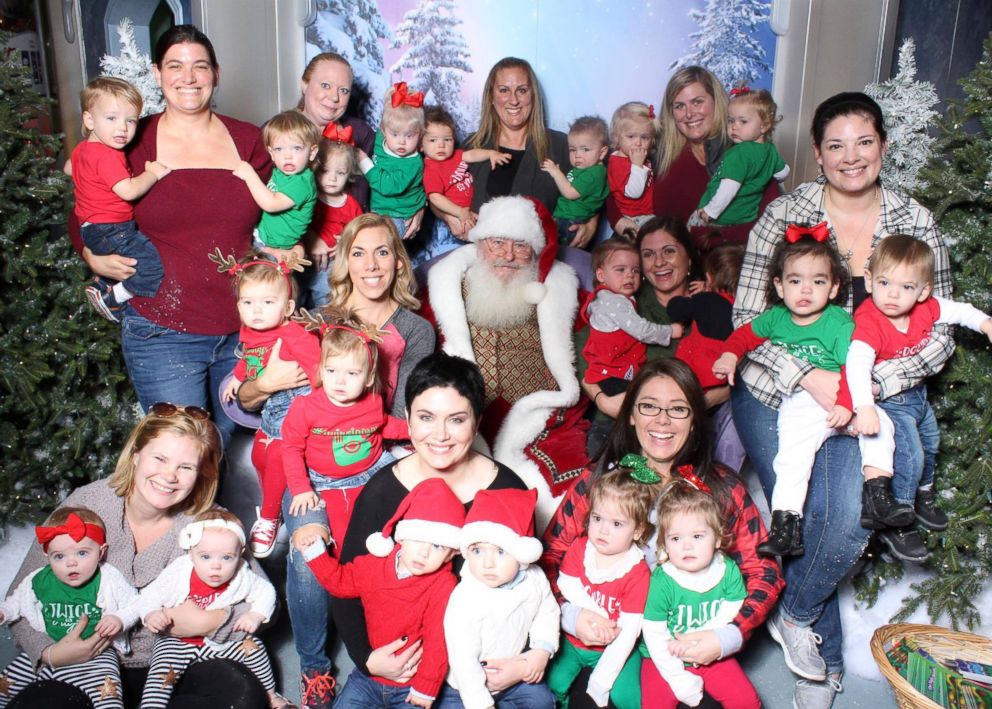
left=870, top=622, right=992, bottom=709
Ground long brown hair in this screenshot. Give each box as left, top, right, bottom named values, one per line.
left=468, top=57, right=551, bottom=164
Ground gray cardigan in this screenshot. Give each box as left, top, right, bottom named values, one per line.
left=9, top=479, right=259, bottom=668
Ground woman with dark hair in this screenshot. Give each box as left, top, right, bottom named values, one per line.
left=327, top=353, right=532, bottom=703
left=732, top=91, right=952, bottom=706
left=76, top=25, right=271, bottom=444
left=541, top=358, right=782, bottom=709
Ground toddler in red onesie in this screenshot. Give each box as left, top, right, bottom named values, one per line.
left=582, top=239, right=682, bottom=396
left=214, top=252, right=322, bottom=559
left=297, top=478, right=466, bottom=708
left=282, top=313, right=409, bottom=548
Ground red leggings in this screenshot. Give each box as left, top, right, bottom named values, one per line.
left=640, top=656, right=760, bottom=708
left=250, top=431, right=287, bottom=520
left=318, top=487, right=364, bottom=551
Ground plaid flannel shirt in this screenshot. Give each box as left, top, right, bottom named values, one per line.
left=733, top=177, right=954, bottom=408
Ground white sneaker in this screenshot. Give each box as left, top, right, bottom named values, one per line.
left=249, top=509, right=280, bottom=558
left=767, top=611, right=827, bottom=680
left=793, top=675, right=842, bottom=709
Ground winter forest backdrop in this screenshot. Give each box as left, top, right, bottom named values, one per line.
left=305, top=0, right=776, bottom=136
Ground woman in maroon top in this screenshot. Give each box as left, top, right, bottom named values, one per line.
left=81, top=25, right=271, bottom=443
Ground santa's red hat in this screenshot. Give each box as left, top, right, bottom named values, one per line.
left=366, top=478, right=466, bottom=556
left=459, top=488, right=543, bottom=564
left=468, top=195, right=559, bottom=305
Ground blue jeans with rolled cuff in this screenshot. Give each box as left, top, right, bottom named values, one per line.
left=731, top=382, right=870, bottom=675
left=878, top=384, right=939, bottom=502
left=434, top=679, right=555, bottom=709
left=82, top=220, right=164, bottom=298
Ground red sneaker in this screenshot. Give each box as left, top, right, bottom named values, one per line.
left=249, top=509, right=280, bottom=558
left=299, top=668, right=335, bottom=709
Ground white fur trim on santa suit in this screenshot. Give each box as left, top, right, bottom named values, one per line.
left=460, top=521, right=543, bottom=564
left=468, top=195, right=546, bottom=251
left=427, top=244, right=580, bottom=531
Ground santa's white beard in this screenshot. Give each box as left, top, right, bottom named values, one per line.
left=464, top=259, right=538, bottom=328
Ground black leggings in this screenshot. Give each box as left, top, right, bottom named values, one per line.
left=7, top=658, right=269, bottom=709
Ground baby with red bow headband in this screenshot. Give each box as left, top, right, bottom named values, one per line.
left=356, top=82, right=428, bottom=240
left=0, top=507, right=139, bottom=708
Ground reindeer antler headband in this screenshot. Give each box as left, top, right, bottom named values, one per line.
left=208, top=248, right=311, bottom=287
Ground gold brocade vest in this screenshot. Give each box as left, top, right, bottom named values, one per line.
left=468, top=315, right=559, bottom=407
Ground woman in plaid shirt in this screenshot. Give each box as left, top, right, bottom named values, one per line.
left=730, top=92, right=952, bottom=707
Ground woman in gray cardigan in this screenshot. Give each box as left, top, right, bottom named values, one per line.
left=7, top=404, right=270, bottom=709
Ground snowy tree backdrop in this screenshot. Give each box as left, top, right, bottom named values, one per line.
left=390, top=0, right=475, bottom=138
left=670, top=0, right=772, bottom=89
left=99, top=18, right=164, bottom=117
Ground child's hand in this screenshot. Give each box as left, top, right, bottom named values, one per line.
left=667, top=637, right=694, bottom=658
left=854, top=405, right=881, bottom=436
left=292, top=526, right=331, bottom=552
left=488, top=151, right=512, bottom=170
left=405, top=691, right=432, bottom=708
left=94, top=614, right=124, bottom=639
left=614, top=217, right=639, bottom=240
left=628, top=146, right=649, bottom=167
left=687, top=279, right=707, bottom=295
left=712, top=353, right=739, bottom=385
left=519, top=649, right=550, bottom=683
left=233, top=611, right=265, bottom=633
left=356, top=148, right=370, bottom=164
left=826, top=404, right=853, bottom=429
left=670, top=323, right=684, bottom=339
left=289, top=491, right=320, bottom=516
left=232, top=160, right=256, bottom=181
left=981, top=318, right=992, bottom=343
left=221, top=375, right=240, bottom=404
left=146, top=160, right=172, bottom=180
left=143, top=609, right=172, bottom=634
left=540, top=158, right=563, bottom=177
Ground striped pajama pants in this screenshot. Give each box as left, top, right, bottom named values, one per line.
left=0, top=648, right=122, bottom=708
left=140, top=634, right=274, bottom=708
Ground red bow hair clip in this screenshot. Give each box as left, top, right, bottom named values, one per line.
left=647, top=104, right=656, bottom=119
left=676, top=464, right=712, bottom=495
left=391, top=82, right=424, bottom=108
left=323, top=122, right=354, bottom=145
left=729, top=85, right=752, bottom=97
left=785, top=221, right=830, bottom=244
left=36, top=513, right=106, bottom=551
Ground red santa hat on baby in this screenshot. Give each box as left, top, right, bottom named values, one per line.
left=459, top=488, right=543, bottom=564
left=468, top=195, right=559, bottom=306
left=366, top=478, right=466, bottom=557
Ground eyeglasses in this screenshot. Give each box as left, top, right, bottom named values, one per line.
left=485, top=238, right=533, bottom=257
left=634, top=402, right=691, bottom=419
left=149, top=402, right=210, bottom=421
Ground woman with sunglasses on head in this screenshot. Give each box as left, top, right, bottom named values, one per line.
left=6, top=405, right=274, bottom=709
left=540, top=359, right=782, bottom=709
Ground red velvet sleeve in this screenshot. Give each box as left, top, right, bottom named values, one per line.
left=539, top=468, right=593, bottom=602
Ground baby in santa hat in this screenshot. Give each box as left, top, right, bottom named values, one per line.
left=440, top=488, right=560, bottom=709
left=296, top=477, right=465, bottom=708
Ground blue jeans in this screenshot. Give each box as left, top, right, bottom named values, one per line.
left=259, top=385, right=312, bottom=439
left=120, top=310, right=239, bottom=445
left=555, top=218, right=584, bottom=245
left=411, top=219, right=462, bottom=267
left=334, top=668, right=422, bottom=709
left=731, top=383, right=870, bottom=674
left=297, top=261, right=332, bottom=311
left=281, top=492, right=333, bottom=674
left=879, top=384, right=939, bottom=502
left=82, top=221, right=164, bottom=297
left=435, top=680, right=555, bottom=709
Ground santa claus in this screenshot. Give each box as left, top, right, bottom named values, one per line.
left=425, top=196, right=589, bottom=527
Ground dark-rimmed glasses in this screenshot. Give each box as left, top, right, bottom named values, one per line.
left=634, top=402, right=691, bottom=419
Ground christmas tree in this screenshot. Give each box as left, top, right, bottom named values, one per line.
left=0, top=34, right=137, bottom=528
left=865, top=38, right=939, bottom=197
left=99, top=18, right=164, bottom=117
left=307, top=0, right=391, bottom=127
left=669, top=0, right=771, bottom=88
left=391, top=0, right=473, bottom=138
left=860, top=34, right=992, bottom=629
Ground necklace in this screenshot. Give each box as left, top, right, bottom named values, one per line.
left=825, top=185, right=879, bottom=265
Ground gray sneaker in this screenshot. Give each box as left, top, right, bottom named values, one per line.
left=793, top=675, right=842, bottom=709
left=767, top=611, right=827, bottom=680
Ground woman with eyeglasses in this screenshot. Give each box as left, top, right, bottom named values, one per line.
left=539, top=358, right=782, bottom=709
left=6, top=404, right=273, bottom=709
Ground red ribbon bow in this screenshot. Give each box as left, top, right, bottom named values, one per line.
left=785, top=221, right=830, bottom=243
left=391, top=82, right=424, bottom=108
left=647, top=104, right=656, bottom=119
left=729, top=86, right=752, bottom=97
left=322, top=122, right=354, bottom=145
left=36, top=513, right=106, bottom=550
left=677, top=464, right=712, bottom=495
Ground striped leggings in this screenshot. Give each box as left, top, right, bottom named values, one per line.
left=141, top=635, right=274, bottom=708
left=0, top=648, right=122, bottom=708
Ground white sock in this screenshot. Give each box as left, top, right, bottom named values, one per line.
left=112, top=283, right=134, bottom=303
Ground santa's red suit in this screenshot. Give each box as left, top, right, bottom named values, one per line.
left=422, top=196, right=589, bottom=529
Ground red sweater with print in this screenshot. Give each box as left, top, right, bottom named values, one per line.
left=540, top=465, right=783, bottom=643
left=307, top=548, right=455, bottom=699
left=281, top=391, right=408, bottom=495
left=234, top=322, right=321, bottom=385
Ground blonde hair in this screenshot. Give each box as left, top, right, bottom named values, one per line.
left=468, top=57, right=551, bottom=164
left=657, top=66, right=728, bottom=177
left=79, top=77, right=143, bottom=137
left=591, top=238, right=639, bottom=287
left=868, top=234, right=935, bottom=284
left=108, top=410, right=221, bottom=516
left=730, top=88, right=781, bottom=139
left=229, top=250, right=298, bottom=303
left=326, top=214, right=420, bottom=311
left=654, top=480, right=729, bottom=557
left=297, top=53, right=354, bottom=112
left=313, top=138, right=357, bottom=185
left=586, top=470, right=656, bottom=546
left=319, top=308, right=381, bottom=392
left=263, top=110, right=321, bottom=149
left=610, top=102, right=657, bottom=152
left=382, top=85, right=425, bottom=135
